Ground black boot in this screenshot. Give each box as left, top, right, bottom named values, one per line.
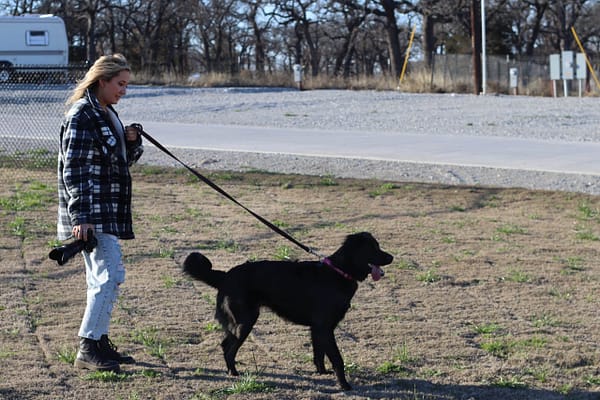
left=98, top=334, right=135, bottom=364
left=74, top=337, right=120, bottom=372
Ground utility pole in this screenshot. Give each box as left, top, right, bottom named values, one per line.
left=470, top=0, right=482, bottom=94
left=481, top=0, right=487, bottom=95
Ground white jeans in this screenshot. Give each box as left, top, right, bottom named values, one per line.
left=78, top=233, right=125, bottom=340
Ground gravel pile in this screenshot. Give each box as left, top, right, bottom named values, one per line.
left=119, top=87, right=600, bottom=194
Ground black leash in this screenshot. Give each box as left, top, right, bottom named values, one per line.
left=133, top=124, right=322, bottom=259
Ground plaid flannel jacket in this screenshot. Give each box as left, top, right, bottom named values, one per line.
left=57, top=90, right=144, bottom=241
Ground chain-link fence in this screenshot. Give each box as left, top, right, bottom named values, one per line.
left=0, top=65, right=86, bottom=171
left=411, top=54, right=600, bottom=96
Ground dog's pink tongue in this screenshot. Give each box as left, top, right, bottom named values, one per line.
left=371, top=265, right=383, bottom=281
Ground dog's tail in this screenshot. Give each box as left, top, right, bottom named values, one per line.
left=182, top=252, right=225, bottom=289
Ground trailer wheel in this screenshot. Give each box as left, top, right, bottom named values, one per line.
left=0, top=64, right=12, bottom=83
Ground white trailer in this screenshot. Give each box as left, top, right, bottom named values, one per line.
left=0, top=14, right=68, bottom=83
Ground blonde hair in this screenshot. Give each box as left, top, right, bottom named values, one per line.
left=66, top=53, right=130, bottom=106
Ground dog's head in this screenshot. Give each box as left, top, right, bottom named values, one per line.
left=332, top=232, right=394, bottom=281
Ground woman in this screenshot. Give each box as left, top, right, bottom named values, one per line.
left=57, top=54, right=143, bottom=372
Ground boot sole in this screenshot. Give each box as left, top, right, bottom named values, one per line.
left=118, top=355, right=135, bottom=364
left=74, top=358, right=120, bottom=372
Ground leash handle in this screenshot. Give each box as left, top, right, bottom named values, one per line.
left=135, top=124, right=318, bottom=257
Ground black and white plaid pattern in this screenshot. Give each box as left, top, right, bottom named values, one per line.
left=57, top=90, right=143, bottom=241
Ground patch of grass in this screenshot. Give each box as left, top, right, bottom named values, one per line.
left=199, top=239, right=240, bottom=253
left=441, top=235, right=455, bottom=244
left=416, top=269, right=441, bottom=284
left=319, top=175, right=338, bottom=186
left=526, top=368, right=549, bottom=383
left=138, top=369, right=161, bottom=379
left=505, top=268, right=532, bottom=283
left=344, top=362, right=361, bottom=373
left=0, top=181, right=55, bottom=211
left=161, top=226, right=179, bottom=234
left=82, top=370, right=128, bottom=382
left=47, top=238, right=62, bottom=248
left=472, top=322, right=503, bottom=336
left=496, top=224, right=527, bottom=236
left=369, top=182, right=396, bottom=197
left=154, top=247, right=175, bottom=259
left=131, top=327, right=168, bottom=359
left=558, top=383, right=573, bottom=395
left=547, top=287, right=573, bottom=300
left=394, top=341, right=414, bottom=363
left=9, top=216, right=26, bottom=238
left=274, top=245, right=293, bottom=260
left=211, top=172, right=238, bottom=181
left=561, top=256, right=586, bottom=275
left=213, top=372, right=273, bottom=395
left=578, top=202, right=600, bottom=220
left=162, top=275, right=179, bottom=288
left=397, top=259, right=419, bottom=270
left=2, top=327, right=20, bottom=338
left=574, top=227, right=599, bottom=241
left=204, top=322, right=221, bottom=332
left=481, top=338, right=515, bottom=359
left=585, top=375, right=600, bottom=385
left=56, top=346, right=77, bottom=364
left=16, top=308, right=39, bottom=332
left=201, top=294, right=216, bottom=306
left=530, top=313, right=560, bottom=329
left=376, top=360, right=406, bottom=374
left=492, top=375, right=527, bottom=389
left=271, top=219, right=290, bottom=228
left=0, top=348, right=15, bottom=359
left=517, top=336, right=547, bottom=349
left=378, top=341, right=415, bottom=374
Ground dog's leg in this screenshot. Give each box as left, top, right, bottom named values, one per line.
left=312, top=327, right=352, bottom=390
left=221, top=333, right=240, bottom=375
left=310, top=328, right=327, bottom=374
left=221, top=310, right=259, bottom=376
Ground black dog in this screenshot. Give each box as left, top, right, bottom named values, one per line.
left=183, top=232, right=393, bottom=390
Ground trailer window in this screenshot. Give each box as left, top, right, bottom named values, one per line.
left=26, top=30, right=49, bottom=46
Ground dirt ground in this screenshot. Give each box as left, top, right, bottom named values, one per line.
left=1, top=165, right=599, bottom=400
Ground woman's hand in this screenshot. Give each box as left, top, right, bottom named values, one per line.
left=72, top=224, right=95, bottom=241
left=125, top=125, right=140, bottom=142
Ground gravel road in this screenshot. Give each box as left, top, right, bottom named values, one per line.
left=115, top=87, right=600, bottom=194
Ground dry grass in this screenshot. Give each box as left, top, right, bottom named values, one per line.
left=132, top=67, right=599, bottom=97
left=1, top=165, right=600, bottom=399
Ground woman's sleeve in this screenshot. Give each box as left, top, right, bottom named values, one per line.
left=60, top=113, right=97, bottom=225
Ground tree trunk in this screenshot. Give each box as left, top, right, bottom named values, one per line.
left=381, top=0, right=402, bottom=79
left=422, top=13, right=436, bottom=68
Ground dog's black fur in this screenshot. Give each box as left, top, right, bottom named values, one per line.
left=182, top=232, right=393, bottom=390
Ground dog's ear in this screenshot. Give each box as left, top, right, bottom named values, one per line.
left=344, top=231, right=374, bottom=246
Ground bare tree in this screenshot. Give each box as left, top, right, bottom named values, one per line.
left=412, top=0, right=466, bottom=67
left=370, top=0, right=406, bottom=79
left=270, top=0, right=323, bottom=77
left=3, top=0, right=600, bottom=82
left=192, top=0, right=242, bottom=73
left=0, top=0, right=38, bottom=14
left=240, top=0, right=273, bottom=75
left=321, top=0, right=373, bottom=78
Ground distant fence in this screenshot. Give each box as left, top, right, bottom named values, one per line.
left=0, top=65, right=86, bottom=170
left=410, top=54, right=600, bottom=95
